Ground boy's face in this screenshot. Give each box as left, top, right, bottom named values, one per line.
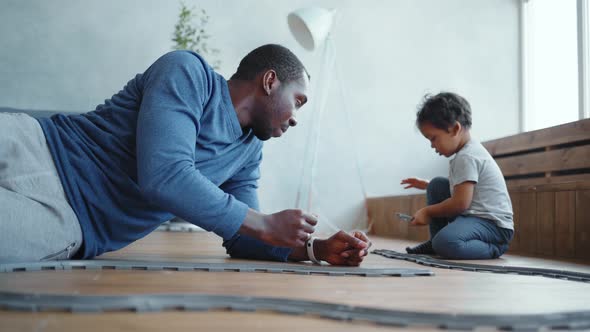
left=419, top=121, right=462, bottom=157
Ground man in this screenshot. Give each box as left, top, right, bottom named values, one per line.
left=0, top=44, right=370, bottom=265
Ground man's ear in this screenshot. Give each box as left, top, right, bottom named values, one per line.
left=262, top=70, right=278, bottom=96
left=451, top=121, right=462, bottom=136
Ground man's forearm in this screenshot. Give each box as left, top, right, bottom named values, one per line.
left=288, top=246, right=308, bottom=261
left=238, top=208, right=266, bottom=240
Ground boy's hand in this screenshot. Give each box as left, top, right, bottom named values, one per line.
left=401, top=177, right=430, bottom=190
left=410, top=208, right=431, bottom=226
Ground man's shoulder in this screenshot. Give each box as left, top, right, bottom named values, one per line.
left=145, top=50, right=224, bottom=102
left=159, top=50, right=205, bottom=63
left=151, top=51, right=215, bottom=76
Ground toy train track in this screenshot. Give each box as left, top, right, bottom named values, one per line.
left=0, top=259, right=433, bottom=277
left=373, top=249, right=590, bottom=283
left=1, top=291, right=589, bottom=331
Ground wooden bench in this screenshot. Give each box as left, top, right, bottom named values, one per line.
left=367, top=118, right=590, bottom=262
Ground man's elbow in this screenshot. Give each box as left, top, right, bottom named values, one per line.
left=222, top=237, right=242, bottom=259
left=138, top=180, right=168, bottom=205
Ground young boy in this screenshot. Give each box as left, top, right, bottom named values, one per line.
left=400, top=92, right=513, bottom=259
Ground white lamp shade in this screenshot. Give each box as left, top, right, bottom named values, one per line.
left=288, top=7, right=334, bottom=51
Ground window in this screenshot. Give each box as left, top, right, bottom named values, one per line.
left=523, top=0, right=580, bottom=131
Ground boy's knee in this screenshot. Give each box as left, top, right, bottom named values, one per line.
left=427, top=177, right=450, bottom=205
left=432, top=234, right=462, bottom=258
left=493, top=243, right=509, bottom=258
left=427, top=177, right=449, bottom=192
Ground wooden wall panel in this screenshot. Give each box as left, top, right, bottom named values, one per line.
left=366, top=196, right=411, bottom=239
left=519, top=193, right=537, bottom=255
left=397, top=196, right=412, bottom=239
left=367, top=197, right=391, bottom=237
left=508, top=192, right=520, bottom=253
left=576, top=190, right=590, bottom=260
left=482, top=118, right=590, bottom=155
left=555, top=191, right=576, bottom=259
left=366, top=198, right=385, bottom=236
left=536, top=192, right=555, bottom=256
left=507, top=174, right=590, bottom=188
left=496, top=145, right=590, bottom=177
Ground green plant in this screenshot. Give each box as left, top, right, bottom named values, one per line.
left=172, top=3, right=221, bottom=70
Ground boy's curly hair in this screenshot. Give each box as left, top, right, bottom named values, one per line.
left=416, top=92, right=472, bottom=131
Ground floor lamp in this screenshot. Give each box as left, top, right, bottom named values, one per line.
left=288, top=7, right=370, bottom=233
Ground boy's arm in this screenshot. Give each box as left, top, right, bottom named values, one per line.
left=424, top=181, right=475, bottom=218
left=423, top=154, right=479, bottom=219
left=400, top=177, right=430, bottom=190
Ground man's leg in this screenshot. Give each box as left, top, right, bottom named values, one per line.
left=0, top=113, right=82, bottom=262
left=406, top=177, right=452, bottom=254
left=431, top=216, right=512, bottom=259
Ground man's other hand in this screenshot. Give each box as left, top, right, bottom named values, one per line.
left=240, top=208, right=317, bottom=248
left=315, top=230, right=372, bottom=266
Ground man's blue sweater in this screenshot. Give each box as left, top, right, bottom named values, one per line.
left=37, top=51, right=291, bottom=261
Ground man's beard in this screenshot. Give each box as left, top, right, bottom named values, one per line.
left=253, top=128, right=272, bottom=141
left=250, top=113, right=273, bottom=141
left=250, top=99, right=278, bottom=141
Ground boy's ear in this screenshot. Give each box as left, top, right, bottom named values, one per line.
left=451, top=122, right=462, bottom=136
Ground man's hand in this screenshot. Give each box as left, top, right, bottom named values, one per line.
left=315, top=230, right=372, bottom=266
left=410, top=208, right=431, bottom=226
left=400, top=177, right=429, bottom=190
left=262, top=209, right=318, bottom=247
left=240, top=208, right=317, bottom=248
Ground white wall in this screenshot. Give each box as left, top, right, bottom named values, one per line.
left=0, top=0, right=521, bottom=232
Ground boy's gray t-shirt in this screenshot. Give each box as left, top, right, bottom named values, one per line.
left=449, top=139, right=514, bottom=230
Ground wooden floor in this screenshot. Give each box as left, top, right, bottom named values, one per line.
left=1, top=231, right=590, bottom=332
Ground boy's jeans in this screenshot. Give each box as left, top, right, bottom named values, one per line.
left=427, top=177, right=513, bottom=259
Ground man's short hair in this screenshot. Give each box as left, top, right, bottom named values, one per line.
left=231, top=44, right=309, bottom=83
